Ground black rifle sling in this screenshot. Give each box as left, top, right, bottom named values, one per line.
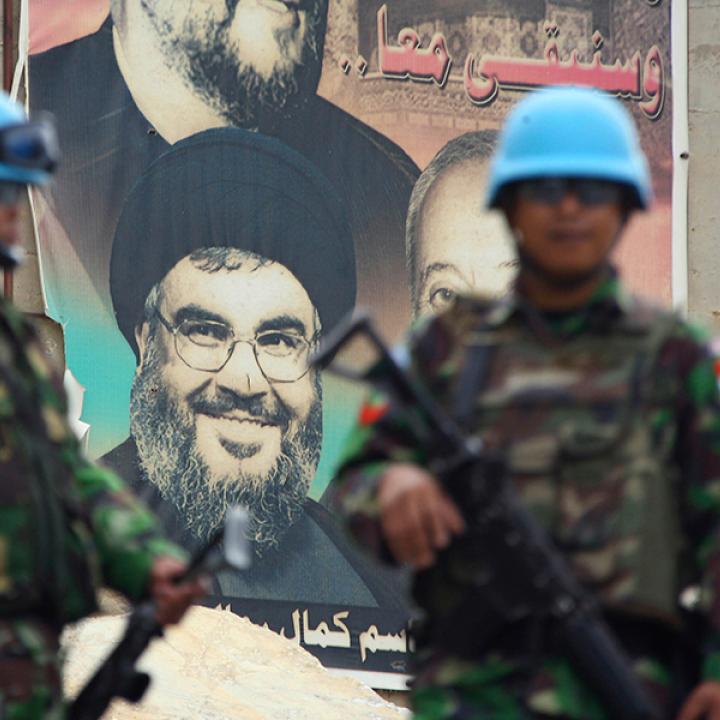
left=451, top=328, right=495, bottom=430
left=430, top=311, right=665, bottom=719
left=415, top=322, right=510, bottom=656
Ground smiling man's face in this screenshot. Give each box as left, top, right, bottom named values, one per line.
left=131, top=0, right=328, bottom=123
left=129, top=250, right=322, bottom=551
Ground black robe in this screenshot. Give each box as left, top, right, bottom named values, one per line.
left=101, top=437, right=407, bottom=609
left=101, top=438, right=412, bottom=674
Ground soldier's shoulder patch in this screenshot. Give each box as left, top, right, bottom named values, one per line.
left=358, top=396, right=390, bottom=426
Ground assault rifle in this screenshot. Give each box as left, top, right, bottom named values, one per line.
left=312, top=313, right=662, bottom=720
left=68, top=506, right=251, bottom=720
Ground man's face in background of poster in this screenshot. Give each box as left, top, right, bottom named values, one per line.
left=130, top=247, right=322, bottom=555
left=115, top=0, right=329, bottom=123
left=406, top=132, right=516, bottom=316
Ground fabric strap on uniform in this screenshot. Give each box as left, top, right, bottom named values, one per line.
left=452, top=329, right=496, bottom=429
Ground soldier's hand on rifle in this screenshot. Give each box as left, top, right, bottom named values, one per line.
left=149, top=556, right=207, bottom=626
left=676, top=680, right=720, bottom=720
left=378, top=462, right=465, bottom=569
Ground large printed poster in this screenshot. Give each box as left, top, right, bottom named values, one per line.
left=27, top=0, right=673, bottom=685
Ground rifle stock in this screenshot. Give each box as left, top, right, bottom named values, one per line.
left=67, top=509, right=249, bottom=720
left=68, top=604, right=160, bottom=720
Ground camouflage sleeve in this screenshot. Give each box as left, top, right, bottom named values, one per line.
left=330, top=389, right=427, bottom=562
left=331, top=304, right=467, bottom=561
left=20, top=312, right=187, bottom=602
left=68, top=456, right=187, bottom=601
left=663, top=323, right=720, bottom=680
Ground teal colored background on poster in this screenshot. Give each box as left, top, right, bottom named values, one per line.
left=42, top=279, right=135, bottom=457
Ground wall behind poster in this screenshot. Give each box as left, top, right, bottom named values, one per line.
left=27, top=0, right=673, bottom=683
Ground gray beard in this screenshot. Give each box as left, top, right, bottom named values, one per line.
left=149, top=1, right=327, bottom=129
left=129, top=339, right=322, bottom=557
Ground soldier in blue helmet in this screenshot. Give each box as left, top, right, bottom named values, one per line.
left=332, top=86, right=720, bottom=719
left=0, top=94, right=57, bottom=267
left=0, top=91, right=204, bottom=718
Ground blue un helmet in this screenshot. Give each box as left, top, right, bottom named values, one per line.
left=0, top=90, right=58, bottom=188
left=485, top=86, right=652, bottom=210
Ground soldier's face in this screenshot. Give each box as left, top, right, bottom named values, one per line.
left=137, top=255, right=320, bottom=479
left=134, top=0, right=328, bottom=120
left=414, top=161, right=515, bottom=316
left=507, top=181, right=623, bottom=285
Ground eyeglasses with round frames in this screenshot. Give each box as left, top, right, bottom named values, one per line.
left=155, top=310, right=316, bottom=383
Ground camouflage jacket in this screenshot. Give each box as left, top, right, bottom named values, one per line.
left=333, top=273, right=720, bottom=718
left=0, top=295, right=183, bottom=637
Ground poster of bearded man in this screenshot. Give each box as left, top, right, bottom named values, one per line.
left=26, top=0, right=675, bottom=687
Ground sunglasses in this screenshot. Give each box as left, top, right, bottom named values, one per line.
left=0, top=115, right=59, bottom=174
left=515, top=178, right=625, bottom=206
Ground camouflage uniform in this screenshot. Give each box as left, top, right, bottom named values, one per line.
left=334, top=272, right=720, bottom=719
left=0, top=296, right=185, bottom=719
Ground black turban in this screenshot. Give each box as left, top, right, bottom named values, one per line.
left=110, top=127, right=355, bottom=360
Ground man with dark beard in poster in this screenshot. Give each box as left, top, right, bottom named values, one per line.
left=102, top=128, right=405, bottom=611
left=29, top=0, right=418, bottom=345
left=127, top=248, right=324, bottom=564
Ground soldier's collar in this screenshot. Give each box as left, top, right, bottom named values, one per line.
left=484, top=267, right=633, bottom=331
